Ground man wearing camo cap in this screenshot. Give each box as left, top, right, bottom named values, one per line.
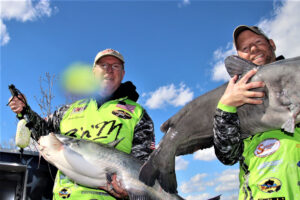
left=213, top=25, right=300, bottom=199
left=9, top=48, right=155, bottom=200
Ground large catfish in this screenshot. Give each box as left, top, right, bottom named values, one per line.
left=38, top=133, right=185, bottom=200
left=139, top=55, right=300, bottom=193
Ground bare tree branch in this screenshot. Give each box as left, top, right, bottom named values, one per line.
left=34, top=72, right=56, bottom=118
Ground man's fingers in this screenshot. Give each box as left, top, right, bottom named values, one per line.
left=8, top=96, right=26, bottom=114
left=8, top=95, right=26, bottom=105
left=231, top=75, right=238, bottom=83
left=245, top=98, right=263, bottom=105
left=228, top=75, right=238, bottom=85
left=245, top=91, right=265, bottom=98
left=245, top=81, right=265, bottom=90
left=13, top=107, right=23, bottom=113
left=243, top=90, right=264, bottom=105
left=240, top=69, right=257, bottom=83
left=99, top=183, right=122, bottom=198
left=111, top=174, right=128, bottom=197
left=18, top=94, right=27, bottom=103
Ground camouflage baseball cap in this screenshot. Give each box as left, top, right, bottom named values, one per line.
left=233, top=25, right=269, bottom=48
left=94, top=49, right=125, bottom=66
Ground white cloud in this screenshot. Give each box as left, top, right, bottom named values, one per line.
left=180, top=173, right=207, bottom=193
left=211, top=47, right=236, bottom=82
left=211, top=0, right=300, bottom=82
left=145, top=83, right=194, bottom=109
left=0, top=19, right=10, bottom=45
left=185, top=193, right=214, bottom=200
left=221, top=194, right=239, bottom=200
left=178, top=0, right=191, bottom=8
left=0, top=0, right=54, bottom=45
left=193, top=147, right=217, bottom=161
left=258, top=0, right=300, bottom=58
left=178, top=168, right=239, bottom=199
left=214, top=169, right=239, bottom=193
left=175, top=156, right=189, bottom=170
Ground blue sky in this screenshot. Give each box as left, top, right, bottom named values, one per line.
left=1, top=0, right=300, bottom=199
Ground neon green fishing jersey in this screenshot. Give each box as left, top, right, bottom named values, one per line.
left=53, top=98, right=143, bottom=200
left=239, top=127, right=300, bottom=200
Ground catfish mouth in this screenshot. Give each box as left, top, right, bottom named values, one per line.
left=38, top=133, right=64, bottom=154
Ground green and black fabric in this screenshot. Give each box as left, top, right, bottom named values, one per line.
left=214, top=102, right=300, bottom=199
left=239, top=128, right=300, bottom=199
left=53, top=97, right=143, bottom=200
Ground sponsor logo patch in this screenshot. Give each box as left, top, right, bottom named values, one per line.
left=116, top=103, right=136, bottom=113
left=112, top=110, right=132, bottom=119
left=81, top=191, right=110, bottom=196
left=258, top=198, right=285, bottom=200
left=58, top=187, right=71, bottom=199
left=71, top=106, right=86, bottom=114
left=254, top=139, right=280, bottom=157
left=258, top=178, right=282, bottom=193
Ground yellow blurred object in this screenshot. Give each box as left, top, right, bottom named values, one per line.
left=62, top=63, right=101, bottom=95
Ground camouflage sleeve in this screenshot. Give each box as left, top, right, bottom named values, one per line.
left=131, top=110, right=155, bottom=163
left=213, top=108, right=244, bottom=165
left=22, top=105, right=70, bottom=141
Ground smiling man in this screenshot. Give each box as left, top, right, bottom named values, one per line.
left=213, top=25, right=300, bottom=199
left=9, top=48, right=155, bottom=200
left=235, top=26, right=277, bottom=65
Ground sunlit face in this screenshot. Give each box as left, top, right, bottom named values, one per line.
left=236, top=30, right=276, bottom=65
left=93, top=56, right=125, bottom=97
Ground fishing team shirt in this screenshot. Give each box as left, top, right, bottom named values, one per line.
left=53, top=97, right=145, bottom=200
left=239, top=129, right=300, bottom=199
left=213, top=104, right=300, bottom=200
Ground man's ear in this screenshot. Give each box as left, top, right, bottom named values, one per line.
left=269, top=39, right=276, bottom=51
left=121, top=69, right=125, bottom=80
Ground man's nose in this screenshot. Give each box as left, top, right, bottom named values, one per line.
left=106, top=65, right=113, bottom=73
left=250, top=43, right=259, bottom=53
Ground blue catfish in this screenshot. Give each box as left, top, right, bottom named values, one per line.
left=139, top=55, right=300, bottom=193
left=38, top=133, right=185, bottom=200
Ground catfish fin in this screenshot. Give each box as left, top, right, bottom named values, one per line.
left=281, top=117, right=295, bottom=133
left=127, top=190, right=153, bottom=200
left=139, top=158, right=159, bottom=187
left=208, top=194, right=221, bottom=200
left=160, top=119, right=170, bottom=134
left=139, top=152, right=178, bottom=194
left=158, top=169, right=178, bottom=194
left=108, top=137, right=124, bottom=148
left=281, top=104, right=300, bottom=133
left=225, top=55, right=258, bottom=78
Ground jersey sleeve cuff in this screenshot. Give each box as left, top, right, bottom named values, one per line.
left=217, top=102, right=237, bottom=113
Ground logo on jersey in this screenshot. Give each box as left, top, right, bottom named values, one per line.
left=58, top=187, right=71, bottom=198
left=254, top=139, right=280, bottom=157
left=258, top=178, right=281, bottom=193
left=112, top=110, right=132, bottom=119
left=116, top=103, right=136, bottom=113
left=71, top=106, right=87, bottom=114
